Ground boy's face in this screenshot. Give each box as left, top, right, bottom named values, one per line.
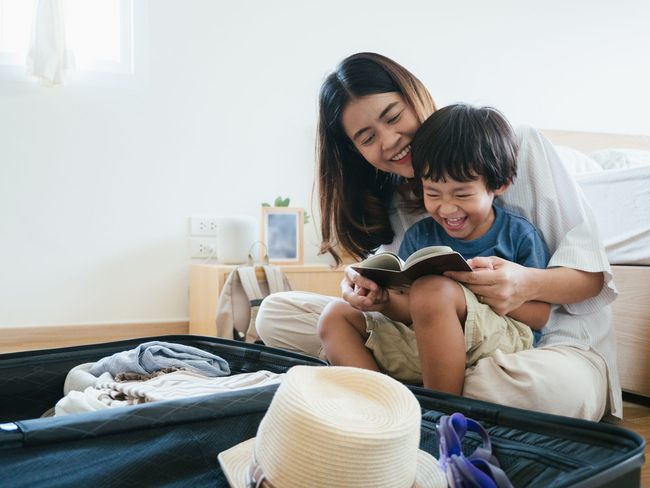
left=422, top=175, right=508, bottom=241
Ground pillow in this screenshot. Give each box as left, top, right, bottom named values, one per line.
left=553, top=145, right=603, bottom=174
left=589, top=148, right=650, bottom=170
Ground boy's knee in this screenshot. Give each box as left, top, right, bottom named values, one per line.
left=317, top=300, right=350, bottom=337
left=410, top=275, right=460, bottom=306
left=318, top=300, right=367, bottom=339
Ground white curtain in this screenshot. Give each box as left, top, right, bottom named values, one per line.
left=26, top=0, right=72, bottom=85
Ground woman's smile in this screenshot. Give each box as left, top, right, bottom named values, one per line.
left=390, top=144, right=412, bottom=164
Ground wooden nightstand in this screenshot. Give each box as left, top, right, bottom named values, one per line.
left=188, top=263, right=344, bottom=336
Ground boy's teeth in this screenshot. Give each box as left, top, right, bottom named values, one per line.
left=445, top=217, right=465, bottom=228
left=391, top=145, right=411, bottom=161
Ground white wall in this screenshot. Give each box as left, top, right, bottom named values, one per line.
left=1, top=0, right=649, bottom=326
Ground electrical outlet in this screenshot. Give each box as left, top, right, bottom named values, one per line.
left=190, top=238, right=218, bottom=258
left=190, top=215, right=218, bottom=236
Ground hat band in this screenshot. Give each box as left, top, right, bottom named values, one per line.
left=247, top=454, right=275, bottom=488
left=246, top=452, right=419, bottom=488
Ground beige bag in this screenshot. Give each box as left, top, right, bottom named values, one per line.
left=215, top=265, right=292, bottom=343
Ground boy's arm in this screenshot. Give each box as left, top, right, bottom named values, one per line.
left=507, top=300, right=550, bottom=330
left=377, top=288, right=412, bottom=324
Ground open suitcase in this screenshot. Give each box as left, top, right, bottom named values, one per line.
left=0, top=335, right=327, bottom=487
left=0, top=336, right=645, bottom=487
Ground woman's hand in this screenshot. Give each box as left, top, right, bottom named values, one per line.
left=444, top=256, right=535, bottom=316
left=341, top=265, right=389, bottom=312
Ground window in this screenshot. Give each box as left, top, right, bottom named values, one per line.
left=0, top=0, right=35, bottom=65
left=0, top=0, right=134, bottom=75
left=66, top=0, right=133, bottom=74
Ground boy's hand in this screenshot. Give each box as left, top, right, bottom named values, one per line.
left=341, top=265, right=390, bottom=312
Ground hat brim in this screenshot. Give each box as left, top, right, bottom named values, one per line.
left=218, top=437, right=447, bottom=488
left=414, top=450, right=448, bottom=488
left=218, top=437, right=256, bottom=488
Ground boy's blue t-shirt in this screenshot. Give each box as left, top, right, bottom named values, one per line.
left=398, top=205, right=550, bottom=345
left=398, top=205, right=550, bottom=346
left=398, top=205, right=550, bottom=271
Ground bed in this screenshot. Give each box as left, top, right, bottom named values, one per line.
left=543, top=129, right=650, bottom=397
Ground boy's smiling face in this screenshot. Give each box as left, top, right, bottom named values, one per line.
left=422, top=175, right=509, bottom=241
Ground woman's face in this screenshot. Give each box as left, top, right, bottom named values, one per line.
left=341, top=92, right=420, bottom=178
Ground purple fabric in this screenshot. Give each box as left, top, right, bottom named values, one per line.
left=437, top=412, right=513, bottom=488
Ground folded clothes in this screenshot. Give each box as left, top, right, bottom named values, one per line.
left=89, top=341, right=230, bottom=377
left=97, top=369, right=282, bottom=404
left=64, top=362, right=114, bottom=395
left=54, top=370, right=283, bottom=416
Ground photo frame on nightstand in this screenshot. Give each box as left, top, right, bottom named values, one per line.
left=260, top=207, right=304, bottom=265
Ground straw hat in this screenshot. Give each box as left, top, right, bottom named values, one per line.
left=218, top=366, right=447, bottom=488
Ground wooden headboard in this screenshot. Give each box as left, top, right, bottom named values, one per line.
left=543, top=129, right=650, bottom=398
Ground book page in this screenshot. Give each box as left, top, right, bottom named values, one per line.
left=352, top=247, right=469, bottom=288
left=404, top=245, right=454, bottom=267
left=358, top=252, right=404, bottom=271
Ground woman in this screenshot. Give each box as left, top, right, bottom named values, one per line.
left=256, top=52, right=620, bottom=421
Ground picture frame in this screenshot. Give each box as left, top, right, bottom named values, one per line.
left=260, top=207, right=304, bottom=265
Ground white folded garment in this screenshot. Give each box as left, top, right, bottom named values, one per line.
left=97, top=369, right=283, bottom=403
left=55, top=369, right=283, bottom=416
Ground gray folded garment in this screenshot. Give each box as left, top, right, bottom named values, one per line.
left=89, top=341, right=231, bottom=377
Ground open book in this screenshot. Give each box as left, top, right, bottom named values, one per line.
left=351, top=245, right=472, bottom=288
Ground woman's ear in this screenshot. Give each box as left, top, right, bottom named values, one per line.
left=493, top=180, right=511, bottom=196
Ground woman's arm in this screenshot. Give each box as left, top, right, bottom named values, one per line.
left=446, top=256, right=604, bottom=316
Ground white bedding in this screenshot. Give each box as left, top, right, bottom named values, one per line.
left=556, top=146, right=650, bottom=265
left=576, top=165, right=650, bottom=265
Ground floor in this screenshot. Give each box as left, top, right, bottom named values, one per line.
left=621, top=396, right=650, bottom=486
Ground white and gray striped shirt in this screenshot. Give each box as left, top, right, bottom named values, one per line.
left=380, top=125, right=621, bottom=417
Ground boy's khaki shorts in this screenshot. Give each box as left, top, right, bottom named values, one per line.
left=364, top=285, right=533, bottom=384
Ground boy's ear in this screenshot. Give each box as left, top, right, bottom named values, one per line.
left=493, top=180, right=512, bottom=196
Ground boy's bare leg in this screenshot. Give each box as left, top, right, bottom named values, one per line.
left=410, top=276, right=467, bottom=395
left=317, top=299, right=380, bottom=371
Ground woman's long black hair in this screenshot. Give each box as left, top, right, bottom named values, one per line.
left=316, top=53, right=436, bottom=265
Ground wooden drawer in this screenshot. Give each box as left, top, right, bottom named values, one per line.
left=188, top=264, right=344, bottom=336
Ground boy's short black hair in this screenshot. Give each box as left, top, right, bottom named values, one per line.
left=410, top=104, right=518, bottom=191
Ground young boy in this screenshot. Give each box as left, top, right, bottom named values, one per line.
left=317, top=104, right=551, bottom=395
